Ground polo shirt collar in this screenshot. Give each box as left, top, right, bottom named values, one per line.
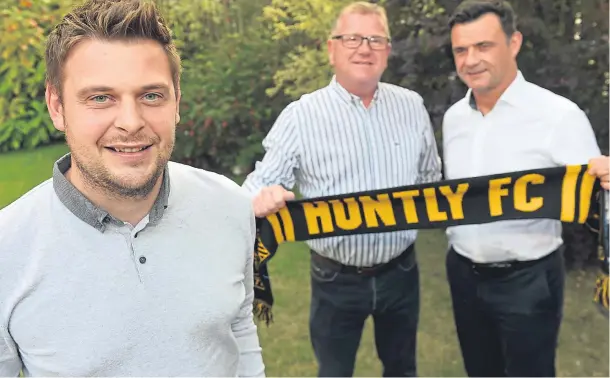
left=329, top=75, right=382, bottom=105
left=467, top=70, right=526, bottom=110
left=52, top=153, right=170, bottom=232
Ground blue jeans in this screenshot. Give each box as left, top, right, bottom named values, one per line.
left=308, top=247, right=420, bottom=377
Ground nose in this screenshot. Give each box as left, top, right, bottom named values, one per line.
left=357, top=39, right=373, bottom=54
left=115, top=98, right=145, bottom=133
left=464, top=47, right=480, bottom=67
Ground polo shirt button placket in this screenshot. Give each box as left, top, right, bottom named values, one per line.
left=129, top=228, right=147, bottom=281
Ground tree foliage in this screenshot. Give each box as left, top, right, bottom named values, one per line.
left=158, top=0, right=294, bottom=174
left=261, top=0, right=359, bottom=99
left=0, top=0, right=71, bottom=152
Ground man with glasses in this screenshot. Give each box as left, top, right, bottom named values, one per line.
left=242, top=2, right=441, bottom=376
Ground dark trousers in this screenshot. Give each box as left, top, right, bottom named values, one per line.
left=308, top=247, right=420, bottom=377
left=445, top=247, right=565, bottom=377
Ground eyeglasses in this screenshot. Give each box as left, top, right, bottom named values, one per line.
left=331, top=34, right=391, bottom=50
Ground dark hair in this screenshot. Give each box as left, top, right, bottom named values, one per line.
left=448, top=0, right=517, bottom=37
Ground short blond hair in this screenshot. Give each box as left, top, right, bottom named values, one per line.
left=331, top=1, right=391, bottom=39
left=45, top=0, right=181, bottom=98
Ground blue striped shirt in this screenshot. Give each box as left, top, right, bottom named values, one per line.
left=242, top=76, right=441, bottom=266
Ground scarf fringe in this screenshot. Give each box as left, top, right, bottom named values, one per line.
left=593, top=274, right=609, bottom=316
left=253, top=299, right=274, bottom=326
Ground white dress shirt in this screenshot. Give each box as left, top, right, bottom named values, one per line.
left=442, top=70, right=601, bottom=263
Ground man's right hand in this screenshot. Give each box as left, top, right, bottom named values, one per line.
left=253, top=185, right=295, bottom=217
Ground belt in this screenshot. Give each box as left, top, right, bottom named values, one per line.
left=310, top=244, right=414, bottom=277
left=453, top=248, right=558, bottom=277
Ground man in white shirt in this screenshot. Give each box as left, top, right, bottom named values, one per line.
left=442, top=1, right=609, bottom=376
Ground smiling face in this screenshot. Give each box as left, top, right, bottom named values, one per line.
left=450, top=13, right=521, bottom=94
left=46, top=38, right=180, bottom=199
left=327, top=11, right=391, bottom=92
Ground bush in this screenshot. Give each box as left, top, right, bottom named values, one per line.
left=0, top=0, right=70, bottom=152
left=161, top=0, right=292, bottom=176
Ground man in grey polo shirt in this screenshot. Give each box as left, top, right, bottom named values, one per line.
left=0, top=1, right=264, bottom=376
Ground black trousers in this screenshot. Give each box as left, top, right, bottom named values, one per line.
left=308, top=247, right=420, bottom=377
left=446, top=246, right=565, bottom=377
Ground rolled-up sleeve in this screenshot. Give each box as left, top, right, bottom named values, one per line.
left=242, top=103, right=301, bottom=195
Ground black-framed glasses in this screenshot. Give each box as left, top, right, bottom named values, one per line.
left=331, top=34, right=391, bottom=50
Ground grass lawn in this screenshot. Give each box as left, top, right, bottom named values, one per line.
left=0, top=142, right=68, bottom=208
left=1, top=144, right=608, bottom=376
left=258, top=237, right=610, bottom=377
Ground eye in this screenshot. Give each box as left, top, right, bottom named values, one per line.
left=143, top=93, right=161, bottom=101
left=91, top=95, right=109, bottom=103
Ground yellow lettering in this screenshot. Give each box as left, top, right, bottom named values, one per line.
left=256, top=238, right=270, bottom=262
left=330, top=198, right=362, bottom=230
left=423, top=187, right=448, bottom=221
left=488, top=177, right=512, bottom=216
left=578, top=166, right=596, bottom=223
left=392, top=190, right=420, bottom=223
left=439, top=184, right=468, bottom=220
left=302, top=201, right=334, bottom=235
left=359, top=194, right=397, bottom=227
left=267, top=213, right=285, bottom=243
left=560, top=165, right=581, bottom=222
left=514, top=174, right=545, bottom=212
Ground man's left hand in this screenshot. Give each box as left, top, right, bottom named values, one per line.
left=589, top=155, right=610, bottom=190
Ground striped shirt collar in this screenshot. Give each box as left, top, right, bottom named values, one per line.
left=329, top=75, right=382, bottom=106
left=52, top=153, right=170, bottom=233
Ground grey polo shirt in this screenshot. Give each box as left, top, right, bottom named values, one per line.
left=0, top=153, right=265, bottom=377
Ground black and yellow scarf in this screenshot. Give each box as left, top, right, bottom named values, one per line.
left=252, top=164, right=606, bottom=324
left=592, top=191, right=609, bottom=315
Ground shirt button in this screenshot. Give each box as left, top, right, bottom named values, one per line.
left=139, top=256, right=146, bottom=264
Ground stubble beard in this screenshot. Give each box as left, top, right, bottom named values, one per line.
left=73, top=153, right=166, bottom=200
left=65, top=123, right=174, bottom=201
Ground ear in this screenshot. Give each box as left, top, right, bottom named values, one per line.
left=327, top=39, right=335, bottom=66
left=45, top=83, right=66, bottom=132
left=509, top=31, right=523, bottom=59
